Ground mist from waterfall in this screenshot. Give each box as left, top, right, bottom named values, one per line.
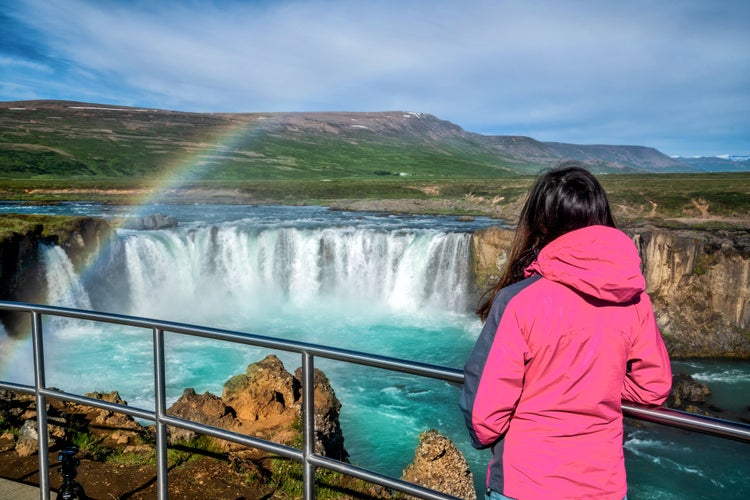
left=96, top=225, right=473, bottom=325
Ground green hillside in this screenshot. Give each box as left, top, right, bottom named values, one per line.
left=0, top=102, right=526, bottom=180
left=1, top=100, right=697, bottom=182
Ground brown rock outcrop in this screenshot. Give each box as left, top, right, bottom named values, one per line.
left=212, top=355, right=347, bottom=460
left=72, top=391, right=144, bottom=449
left=223, top=354, right=300, bottom=424
left=401, top=429, right=476, bottom=500
left=470, top=226, right=513, bottom=298
left=294, top=365, right=348, bottom=461
left=167, top=388, right=241, bottom=450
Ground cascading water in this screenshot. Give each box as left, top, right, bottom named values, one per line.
left=90, top=225, right=473, bottom=322
left=42, top=244, right=92, bottom=310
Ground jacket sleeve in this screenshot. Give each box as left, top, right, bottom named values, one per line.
left=621, top=292, right=672, bottom=405
left=459, top=289, right=528, bottom=449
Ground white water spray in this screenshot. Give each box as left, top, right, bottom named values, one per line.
left=94, top=225, right=474, bottom=321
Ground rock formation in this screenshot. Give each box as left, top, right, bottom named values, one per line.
left=470, top=225, right=513, bottom=298
left=631, top=227, right=750, bottom=357
left=166, top=388, right=241, bottom=450
left=118, top=213, right=178, bottom=230
left=667, top=373, right=712, bottom=413
left=401, top=429, right=476, bottom=500
left=0, top=216, right=112, bottom=336
left=169, top=354, right=348, bottom=461
left=293, top=365, right=348, bottom=461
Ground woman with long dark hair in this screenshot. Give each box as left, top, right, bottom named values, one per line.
left=460, top=162, right=672, bottom=500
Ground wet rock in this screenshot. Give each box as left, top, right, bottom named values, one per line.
left=121, top=213, right=178, bottom=230
left=401, top=429, right=476, bottom=499
left=667, top=373, right=711, bottom=410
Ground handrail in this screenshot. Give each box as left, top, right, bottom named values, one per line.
left=1, top=300, right=749, bottom=499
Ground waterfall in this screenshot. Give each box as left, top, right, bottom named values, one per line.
left=41, top=244, right=93, bottom=331
left=46, top=224, right=474, bottom=323
left=42, top=244, right=92, bottom=310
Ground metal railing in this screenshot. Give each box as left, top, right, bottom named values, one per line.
left=1, top=300, right=749, bottom=500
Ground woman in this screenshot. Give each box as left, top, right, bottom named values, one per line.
left=459, top=162, right=672, bottom=500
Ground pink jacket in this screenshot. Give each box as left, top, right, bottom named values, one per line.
left=459, top=225, right=672, bottom=499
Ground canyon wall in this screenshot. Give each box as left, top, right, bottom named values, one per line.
left=0, top=217, right=111, bottom=334
left=471, top=225, right=750, bottom=358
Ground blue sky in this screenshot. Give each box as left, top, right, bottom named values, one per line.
left=1, top=0, right=748, bottom=157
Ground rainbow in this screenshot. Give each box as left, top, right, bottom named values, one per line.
left=120, top=114, right=274, bottom=211
left=0, top=115, right=276, bottom=380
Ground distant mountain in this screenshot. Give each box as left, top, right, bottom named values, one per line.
left=0, top=100, right=699, bottom=180
left=674, top=155, right=750, bottom=172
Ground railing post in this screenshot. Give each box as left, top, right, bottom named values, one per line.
left=302, top=352, right=316, bottom=500
left=31, top=311, right=50, bottom=499
left=153, top=328, right=169, bottom=499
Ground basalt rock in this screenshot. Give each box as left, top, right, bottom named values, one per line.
left=294, top=365, right=348, bottom=461
left=401, top=429, right=476, bottom=500
left=630, top=226, right=750, bottom=358
left=470, top=225, right=513, bottom=299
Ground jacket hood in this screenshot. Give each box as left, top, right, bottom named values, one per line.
left=525, top=225, right=645, bottom=303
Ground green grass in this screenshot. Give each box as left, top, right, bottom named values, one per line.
left=0, top=213, right=103, bottom=241
left=105, top=434, right=224, bottom=467
left=599, top=172, right=750, bottom=219
left=0, top=172, right=747, bottom=226
left=267, top=455, right=385, bottom=499
left=71, top=431, right=113, bottom=461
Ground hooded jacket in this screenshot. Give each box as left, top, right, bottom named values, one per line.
left=459, top=225, right=672, bottom=500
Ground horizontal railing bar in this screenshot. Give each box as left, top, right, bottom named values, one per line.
left=0, top=301, right=463, bottom=383
left=309, top=455, right=461, bottom=500
left=31, top=387, right=307, bottom=460
left=0, top=381, right=35, bottom=395
left=623, top=403, right=750, bottom=443
left=159, top=414, right=304, bottom=461
left=38, top=387, right=156, bottom=421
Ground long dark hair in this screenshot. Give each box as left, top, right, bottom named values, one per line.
left=476, top=161, right=616, bottom=322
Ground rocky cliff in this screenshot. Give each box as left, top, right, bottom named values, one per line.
left=0, top=216, right=111, bottom=335
left=471, top=225, right=750, bottom=358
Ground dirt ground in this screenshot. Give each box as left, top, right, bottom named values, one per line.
left=0, top=444, right=392, bottom=499
left=0, top=449, right=280, bottom=499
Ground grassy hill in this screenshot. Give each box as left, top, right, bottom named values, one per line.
left=0, top=100, right=691, bottom=182
left=0, top=101, right=522, bottom=180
